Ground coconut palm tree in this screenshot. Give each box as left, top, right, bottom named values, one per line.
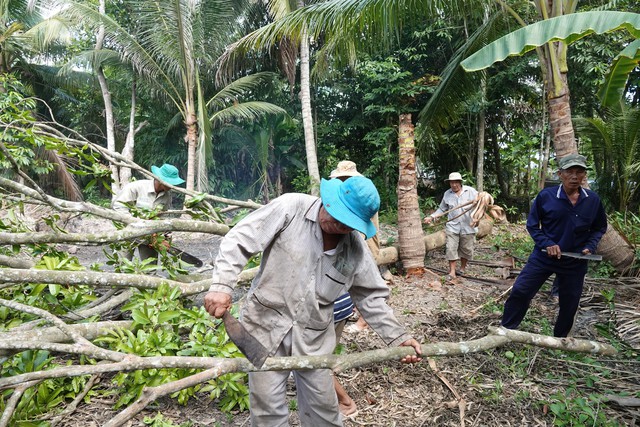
left=57, top=0, right=286, bottom=194
left=222, top=0, right=638, bottom=272
left=575, top=104, right=640, bottom=212
left=216, top=0, right=323, bottom=195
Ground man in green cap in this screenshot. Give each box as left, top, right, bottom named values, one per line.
left=113, top=163, right=185, bottom=261
left=204, top=176, right=421, bottom=426
left=501, top=153, right=607, bottom=337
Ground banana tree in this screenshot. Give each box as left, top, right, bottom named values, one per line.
left=462, top=11, right=640, bottom=155
left=461, top=10, right=640, bottom=273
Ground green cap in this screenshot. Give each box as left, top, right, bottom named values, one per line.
left=558, top=153, right=589, bottom=170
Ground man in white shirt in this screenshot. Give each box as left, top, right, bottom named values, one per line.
left=112, top=163, right=185, bottom=261
left=424, top=172, right=478, bottom=280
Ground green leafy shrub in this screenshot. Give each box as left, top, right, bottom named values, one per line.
left=0, top=350, right=92, bottom=424
left=96, top=284, right=249, bottom=411
left=546, top=388, right=622, bottom=427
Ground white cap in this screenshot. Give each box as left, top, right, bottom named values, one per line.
left=329, top=161, right=362, bottom=179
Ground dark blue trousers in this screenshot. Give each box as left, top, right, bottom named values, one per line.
left=501, top=254, right=587, bottom=337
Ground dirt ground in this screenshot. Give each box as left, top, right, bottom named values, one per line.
left=13, top=219, right=640, bottom=426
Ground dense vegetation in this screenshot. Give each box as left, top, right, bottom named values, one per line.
left=1, top=0, right=640, bottom=425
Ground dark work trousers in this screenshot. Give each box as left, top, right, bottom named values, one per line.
left=501, top=254, right=587, bottom=337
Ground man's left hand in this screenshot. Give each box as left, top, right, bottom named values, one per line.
left=399, top=338, right=422, bottom=363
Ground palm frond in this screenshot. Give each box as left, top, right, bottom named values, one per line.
left=22, top=15, right=72, bottom=50
left=58, top=49, right=123, bottom=75
left=54, top=0, right=184, bottom=109
left=207, top=72, right=281, bottom=109
left=418, top=12, right=504, bottom=132
left=209, top=102, right=287, bottom=127
left=31, top=64, right=95, bottom=91
left=217, top=0, right=493, bottom=82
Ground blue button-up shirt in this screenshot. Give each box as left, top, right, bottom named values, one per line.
left=527, top=185, right=607, bottom=259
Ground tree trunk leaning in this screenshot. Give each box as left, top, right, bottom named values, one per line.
left=597, top=225, right=636, bottom=275
left=374, top=218, right=493, bottom=266
left=299, top=32, right=320, bottom=196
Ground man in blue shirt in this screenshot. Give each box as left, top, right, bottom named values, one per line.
left=501, top=153, right=607, bottom=337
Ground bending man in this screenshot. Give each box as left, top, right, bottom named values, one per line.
left=204, top=176, right=421, bottom=426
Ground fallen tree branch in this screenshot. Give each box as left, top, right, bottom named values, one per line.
left=0, top=268, right=212, bottom=295
left=0, top=320, right=132, bottom=357
left=488, top=326, right=618, bottom=355
left=103, top=368, right=226, bottom=427
left=0, top=219, right=229, bottom=245
left=0, top=329, right=617, bottom=389
left=0, top=254, right=35, bottom=269
left=0, top=298, right=93, bottom=347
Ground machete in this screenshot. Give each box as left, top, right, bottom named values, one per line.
left=222, top=310, right=269, bottom=368
left=166, top=246, right=203, bottom=267
left=132, top=238, right=203, bottom=267
left=541, top=249, right=603, bottom=261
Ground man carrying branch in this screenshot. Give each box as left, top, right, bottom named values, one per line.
left=424, top=172, right=478, bottom=280
left=204, top=176, right=421, bottom=426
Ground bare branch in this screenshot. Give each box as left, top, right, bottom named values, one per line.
left=0, top=219, right=229, bottom=245
left=104, top=368, right=225, bottom=427
left=0, top=329, right=617, bottom=389
left=0, top=268, right=212, bottom=295
left=0, top=298, right=94, bottom=346
left=489, top=326, right=618, bottom=355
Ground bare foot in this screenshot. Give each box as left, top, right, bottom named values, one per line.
left=345, top=319, right=367, bottom=333
left=339, top=399, right=358, bottom=417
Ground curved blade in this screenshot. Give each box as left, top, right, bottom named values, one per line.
left=222, top=311, right=269, bottom=368
left=541, top=249, right=602, bottom=261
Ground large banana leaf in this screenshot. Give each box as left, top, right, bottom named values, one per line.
left=597, top=39, right=640, bottom=107
left=461, top=11, right=640, bottom=72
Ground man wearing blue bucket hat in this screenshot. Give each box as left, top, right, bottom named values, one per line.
left=113, top=163, right=185, bottom=261
left=204, top=176, right=422, bottom=426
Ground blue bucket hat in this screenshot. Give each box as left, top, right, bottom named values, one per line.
left=151, top=164, right=185, bottom=186
left=320, top=176, right=380, bottom=239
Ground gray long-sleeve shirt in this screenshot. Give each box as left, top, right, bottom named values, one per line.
left=209, top=193, right=411, bottom=356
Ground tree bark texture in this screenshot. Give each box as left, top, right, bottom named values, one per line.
left=185, top=113, right=198, bottom=193
left=96, top=0, right=119, bottom=200
left=397, top=114, right=426, bottom=271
